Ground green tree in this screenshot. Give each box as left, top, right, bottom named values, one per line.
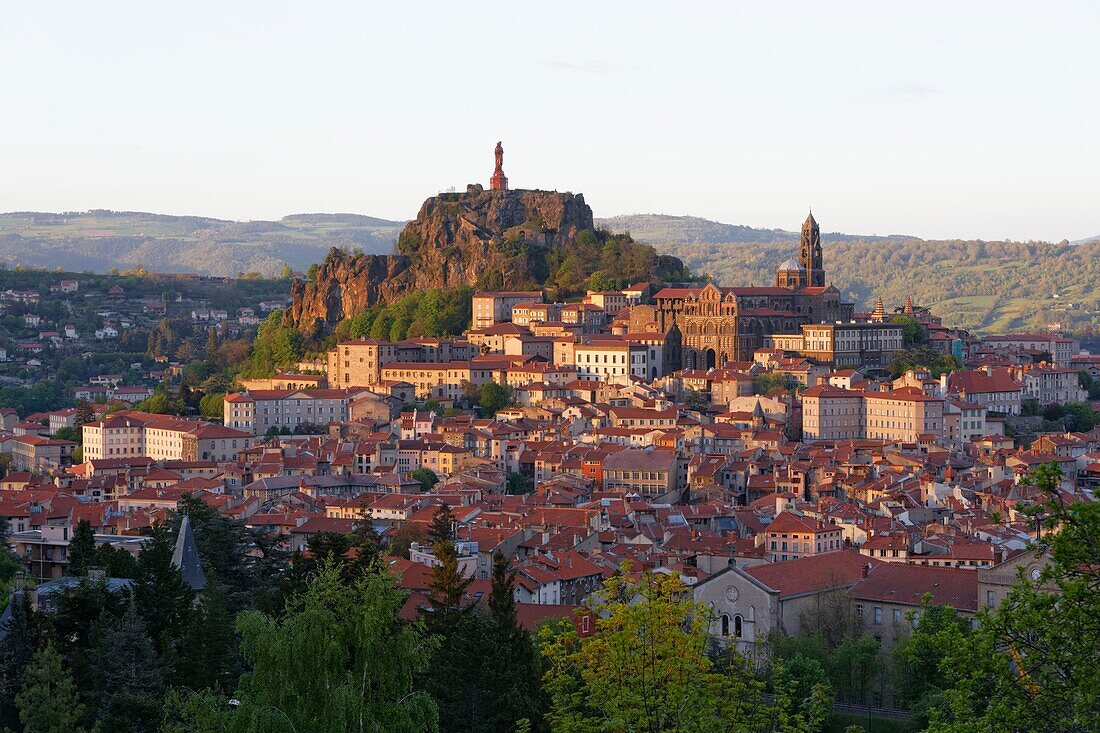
left=89, top=603, right=164, bottom=733
left=53, top=425, right=81, bottom=443
left=428, top=505, right=456, bottom=543
left=198, top=392, right=225, bottom=419
left=177, top=564, right=439, bottom=732
left=134, top=524, right=196, bottom=674
left=830, top=635, right=883, bottom=705
left=928, top=462, right=1100, bottom=733
left=889, top=315, right=927, bottom=345
left=67, top=519, right=97, bottom=576
left=478, top=382, right=512, bottom=416
left=410, top=467, right=439, bottom=492
left=540, top=570, right=817, bottom=732
left=75, top=398, right=95, bottom=426
left=0, top=589, right=38, bottom=730
left=505, top=472, right=533, bottom=495
left=892, top=594, right=971, bottom=712
left=16, top=643, right=87, bottom=733
left=427, top=540, right=472, bottom=612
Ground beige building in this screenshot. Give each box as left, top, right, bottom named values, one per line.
left=224, top=388, right=362, bottom=436
left=574, top=339, right=650, bottom=381
left=10, top=435, right=77, bottom=472
left=601, top=448, right=680, bottom=499
left=83, top=411, right=252, bottom=462
left=801, top=386, right=945, bottom=442
left=693, top=550, right=877, bottom=658
left=766, top=322, right=904, bottom=370
left=327, top=339, right=400, bottom=387
left=864, top=389, right=944, bottom=442
left=472, top=291, right=543, bottom=329
left=801, top=385, right=864, bottom=441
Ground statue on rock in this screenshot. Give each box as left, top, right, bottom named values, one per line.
left=490, top=141, right=509, bottom=191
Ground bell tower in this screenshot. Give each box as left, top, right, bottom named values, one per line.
left=799, top=210, right=825, bottom=287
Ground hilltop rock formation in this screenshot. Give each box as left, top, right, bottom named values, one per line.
left=286, top=183, right=685, bottom=334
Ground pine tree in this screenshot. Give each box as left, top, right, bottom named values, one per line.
left=16, top=643, right=87, bottom=733
left=67, top=519, right=97, bottom=576
left=488, top=551, right=519, bottom=632
left=0, top=590, right=38, bottom=730
left=89, top=603, right=163, bottom=733
left=428, top=504, right=457, bottom=543
left=134, top=524, right=196, bottom=676
left=74, top=398, right=95, bottom=427
left=427, top=540, right=472, bottom=612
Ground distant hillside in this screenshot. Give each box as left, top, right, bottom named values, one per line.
left=595, top=214, right=917, bottom=245
left=0, top=210, right=407, bottom=277
left=597, top=213, right=1100, bottom=334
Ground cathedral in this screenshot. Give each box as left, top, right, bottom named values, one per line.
left=652, top=212, right=853, bottom=369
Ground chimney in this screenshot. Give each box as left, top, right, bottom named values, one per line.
left=862, top=563, right=871, bottom=579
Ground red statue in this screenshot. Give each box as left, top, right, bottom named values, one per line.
left=490, top=141, right=508, bottom=191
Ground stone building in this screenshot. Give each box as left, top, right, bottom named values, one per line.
left=653, top=213, right=853, bottom=368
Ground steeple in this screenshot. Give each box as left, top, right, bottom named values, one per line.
left=172, top=514, right=207, bottom=592
left=799, top=209, right=825, bottom=287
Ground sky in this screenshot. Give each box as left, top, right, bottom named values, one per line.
left=0, top=1, right=1097, bottom=241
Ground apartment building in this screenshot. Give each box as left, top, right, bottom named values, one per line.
left=224, top=388, right=362, bottom=435
left=765, top=322, right=905, bottom=370
left=472, top=291, right=543, bottom=329
left=864, top=389, right=944, bottom=442
left=574, top=339, right=650, bottom=381
left=83, top=411, right=252, bottom=462
left=1012, top=363, right=1087, bottom=406
left=947, top=368, right=1024, bottom=415
left=981, top=333, right=1078, bottom=368
left=801, top=386, right=945, bottom=443
left=800, top=385, right=865, bottom=441
left=764, top=511, right=845, bottom=562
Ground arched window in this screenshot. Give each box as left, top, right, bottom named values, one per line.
left=733, top=615, right=743, bottom=638
left=720, top=614, right=730, bottom=637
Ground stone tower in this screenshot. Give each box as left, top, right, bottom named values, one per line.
left=799, top=211, right=825, bottom=287
left=490, top=141, right=509, bottom=191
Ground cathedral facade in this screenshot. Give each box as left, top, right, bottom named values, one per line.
left=653, top=212, right=853, bottom=369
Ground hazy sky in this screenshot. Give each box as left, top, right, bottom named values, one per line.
left=1, top=1, right=1097, bottom=241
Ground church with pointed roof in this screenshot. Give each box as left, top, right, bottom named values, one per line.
left=653, top=212, right=854, bottom=368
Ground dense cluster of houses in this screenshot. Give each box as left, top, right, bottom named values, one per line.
left=0, top=286, right=1095, bottom=659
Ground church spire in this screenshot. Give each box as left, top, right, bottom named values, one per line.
left=799, top=209, right=824, bottom=287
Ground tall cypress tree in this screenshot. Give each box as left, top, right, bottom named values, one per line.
left=427, top=540, right=472, bottom=612
left=134, top=524, right=195, bottom=679
left=0, top=590, right=38, bottom=730
left=89, top=603, right=163, bottom=733
left=428, top=504, right=457, bottom=543
left=67, top=519, right=97, bottom=576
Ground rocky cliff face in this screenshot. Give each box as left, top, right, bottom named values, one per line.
left=286, top=184, right=681, bottom=334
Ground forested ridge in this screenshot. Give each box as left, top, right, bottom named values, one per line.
left=602, top=214, right=1100, bottom=334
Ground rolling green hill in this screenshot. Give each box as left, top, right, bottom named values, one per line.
left=0, top=210, right=406, bottom=277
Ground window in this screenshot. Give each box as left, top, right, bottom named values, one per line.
left=733, top=615, right=743, bottom=638
left=873, top=607, right=882, bottom=625
left=893, top=609, right=902, bottom=625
